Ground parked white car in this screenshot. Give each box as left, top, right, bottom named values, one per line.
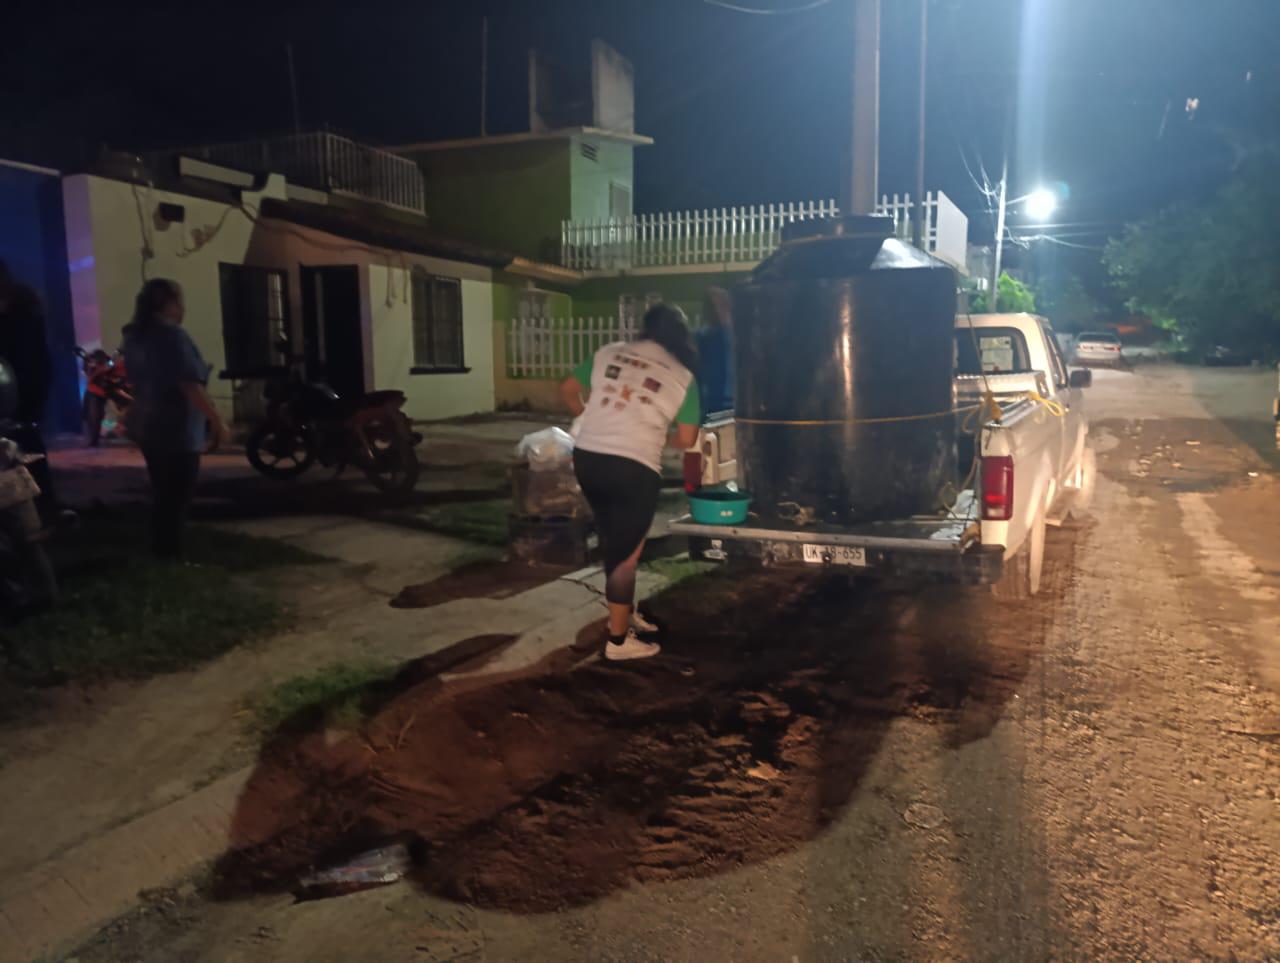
left=1073, top=330, right=1125, bottom=366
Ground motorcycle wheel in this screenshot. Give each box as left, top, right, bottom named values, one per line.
left=362, top=416, right=421, bottom=496
left=246, top=423, right=316, bottom=479
left=0, top=514, right=56, bottom=613
left=83, top=394, right=106, bottom=447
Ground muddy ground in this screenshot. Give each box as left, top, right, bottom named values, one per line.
left=74, top=365, right=1280, bottom=960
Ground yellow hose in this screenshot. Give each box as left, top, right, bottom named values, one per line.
left=737, top=389, right=1061, bottom=429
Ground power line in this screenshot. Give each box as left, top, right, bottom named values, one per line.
left=702, top=0, right=835, bottom=14
left=1012, top=234, right=1108, bottom=251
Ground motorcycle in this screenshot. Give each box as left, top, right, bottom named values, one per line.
left=0, top=363, right=56, bottom=611
left=245, top=360, right=423, bottom=496
left=76, top=346, right=133, bottom=446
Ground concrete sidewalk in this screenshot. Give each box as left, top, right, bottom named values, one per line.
left=7, top=413, right=698, bottom=958
left=0, top=512, right=668, bottom=960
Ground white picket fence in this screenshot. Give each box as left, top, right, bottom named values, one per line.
left=506, top=316, right=638, bottom=379
left=875, top=191, right=969, bottom=269
left=560, top=199, right=839, bottom=271
left=559, top=193, right=969, bottom=273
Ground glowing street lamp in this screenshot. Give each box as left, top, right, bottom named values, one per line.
left=988, top=182, right=1064, bottom=307
left=1023, top=188, right=1057, bottom=222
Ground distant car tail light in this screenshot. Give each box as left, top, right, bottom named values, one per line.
left=981, top=455, right=1014, bottom=520
left=682, top=451, right=704, bottom=493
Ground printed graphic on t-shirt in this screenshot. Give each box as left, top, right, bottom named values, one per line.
left=574, top=339, right=697, bottom=475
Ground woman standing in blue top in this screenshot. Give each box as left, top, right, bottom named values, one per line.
left=122, top=279, right=229, bottom=558
left=560, top=304, right=701, bottom=661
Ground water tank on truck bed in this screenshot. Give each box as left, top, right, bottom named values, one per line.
left=733, top=215, right=958, bottom=525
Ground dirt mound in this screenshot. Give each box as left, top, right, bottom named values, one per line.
left=217, top=570, right=1039, bottom=911
left=391, top=560, right=575, bottom=608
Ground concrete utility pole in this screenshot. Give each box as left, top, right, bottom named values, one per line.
left=480, top=17, right=490, bottom=137
left=989, top=102, right=1012, bottom=310
left=286, top=42, right=303, bottom=135
left=911, top=0, right=927, bottom=247
left=989, top=151, right=1007, bottom=310
left=849, top=0, right=880, bottom=215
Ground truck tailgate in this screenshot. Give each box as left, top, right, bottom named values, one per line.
left=670, top=492, right=1001, bottom=582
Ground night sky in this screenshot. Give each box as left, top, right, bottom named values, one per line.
left=4, top=0, right=1275, bottom=265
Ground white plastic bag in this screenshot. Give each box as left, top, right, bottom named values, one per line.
left=515, top=426, right=575, bottom=471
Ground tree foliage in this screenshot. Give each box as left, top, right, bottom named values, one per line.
left=970, top=272, right=1037, bottom=314
left=1036, top=273, right=1104, bottom=332
left=1103, top=163, right=1280, bottom=353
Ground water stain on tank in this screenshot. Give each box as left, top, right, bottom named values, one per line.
left=733, top=215, right=958, bottom=525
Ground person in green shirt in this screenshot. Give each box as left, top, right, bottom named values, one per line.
left=560, top=304, right=701, bottom=661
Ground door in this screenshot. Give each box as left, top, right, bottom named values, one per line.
left=218, top=264, right=290, bottom=423
left=301, top=265, right=364, bottom=399
left=1039, top=320, right=1078, bottom=490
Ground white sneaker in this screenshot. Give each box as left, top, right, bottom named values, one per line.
left=605, top=629, right=661, bottom=661
left=631, top=609, right=660, bottom=635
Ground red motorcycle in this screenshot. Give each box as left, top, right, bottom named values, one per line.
left=76, top=346, right=133, bottom=446
left=245, top=361, right=422, bottom=497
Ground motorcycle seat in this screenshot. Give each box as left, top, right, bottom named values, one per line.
left=335, top=390, right=406, bottom=418
left=363, top=390, right=406, bottom=407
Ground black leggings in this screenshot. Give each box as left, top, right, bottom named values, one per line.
left=142, top=448, right=201, bottom=559
left=573, top=448, right=660, bottom=605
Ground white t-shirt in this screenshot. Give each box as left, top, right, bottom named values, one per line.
left=571, top=340, right=700, bottom=475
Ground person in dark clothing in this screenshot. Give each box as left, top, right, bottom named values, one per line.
left=0, top=260, right=57, bottom=514
left=560, top=304, right=701, bottom=661
left=121, top=279, right=229, bottom=558
left=695, top=286, right=733, bottom=416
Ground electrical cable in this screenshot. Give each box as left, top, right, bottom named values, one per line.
left=130, top=183, right=155, bottom=283
left=702, top=0, right=834, bottom=14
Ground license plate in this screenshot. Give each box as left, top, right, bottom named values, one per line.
left=802, top=543, right=866, bottom=567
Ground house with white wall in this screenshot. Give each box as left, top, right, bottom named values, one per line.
left=62, top=136, right=566, bottom=426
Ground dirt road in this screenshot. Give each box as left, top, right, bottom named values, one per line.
left=75, top=363, right=1280, bottom=960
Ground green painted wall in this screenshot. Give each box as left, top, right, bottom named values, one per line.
left=412, top=140, right=571, bottom=262
left=570, top=137, right=634, bottom=223
left=571, top=270, right=751, bottom=324
left=491, top=272, right=574, bottom=321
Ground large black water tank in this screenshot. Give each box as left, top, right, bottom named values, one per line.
left=733, top=215, right=957, bottom=525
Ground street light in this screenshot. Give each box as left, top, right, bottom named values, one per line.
left=1023, top=188, right=1057, bottom=222
left=987, top=183, right=1063, bottom=309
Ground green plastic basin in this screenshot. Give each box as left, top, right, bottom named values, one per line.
left=687, top=489, right=752, bottom=525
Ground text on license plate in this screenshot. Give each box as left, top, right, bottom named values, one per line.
left=801, top=543, right=866, bottom=567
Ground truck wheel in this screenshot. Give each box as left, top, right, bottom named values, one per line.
left=991, top=510, right=1046, bottom=600
left=1025, top=511, right=1046, bottom=595
left=1068, top=446, right=1097, bottom=518
left=990, top=547, right=1029, bottom=601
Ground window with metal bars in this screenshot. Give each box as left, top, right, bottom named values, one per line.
left=218, top=264, right=289, bottom=377
left=410, top=270, right=465, bottom=372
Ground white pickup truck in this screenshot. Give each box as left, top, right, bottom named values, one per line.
left=674, top=313, right=1096, bottom=598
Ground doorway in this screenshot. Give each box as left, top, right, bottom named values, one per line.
left=300, top=265, right=364, bottom=399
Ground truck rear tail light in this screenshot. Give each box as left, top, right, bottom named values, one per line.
left=981, top=455, right=1014, bottom=520
left=682, top=451, right=704, bottom=493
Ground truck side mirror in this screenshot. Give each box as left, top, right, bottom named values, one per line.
left=1069, top=369, right=1092, bottom=389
